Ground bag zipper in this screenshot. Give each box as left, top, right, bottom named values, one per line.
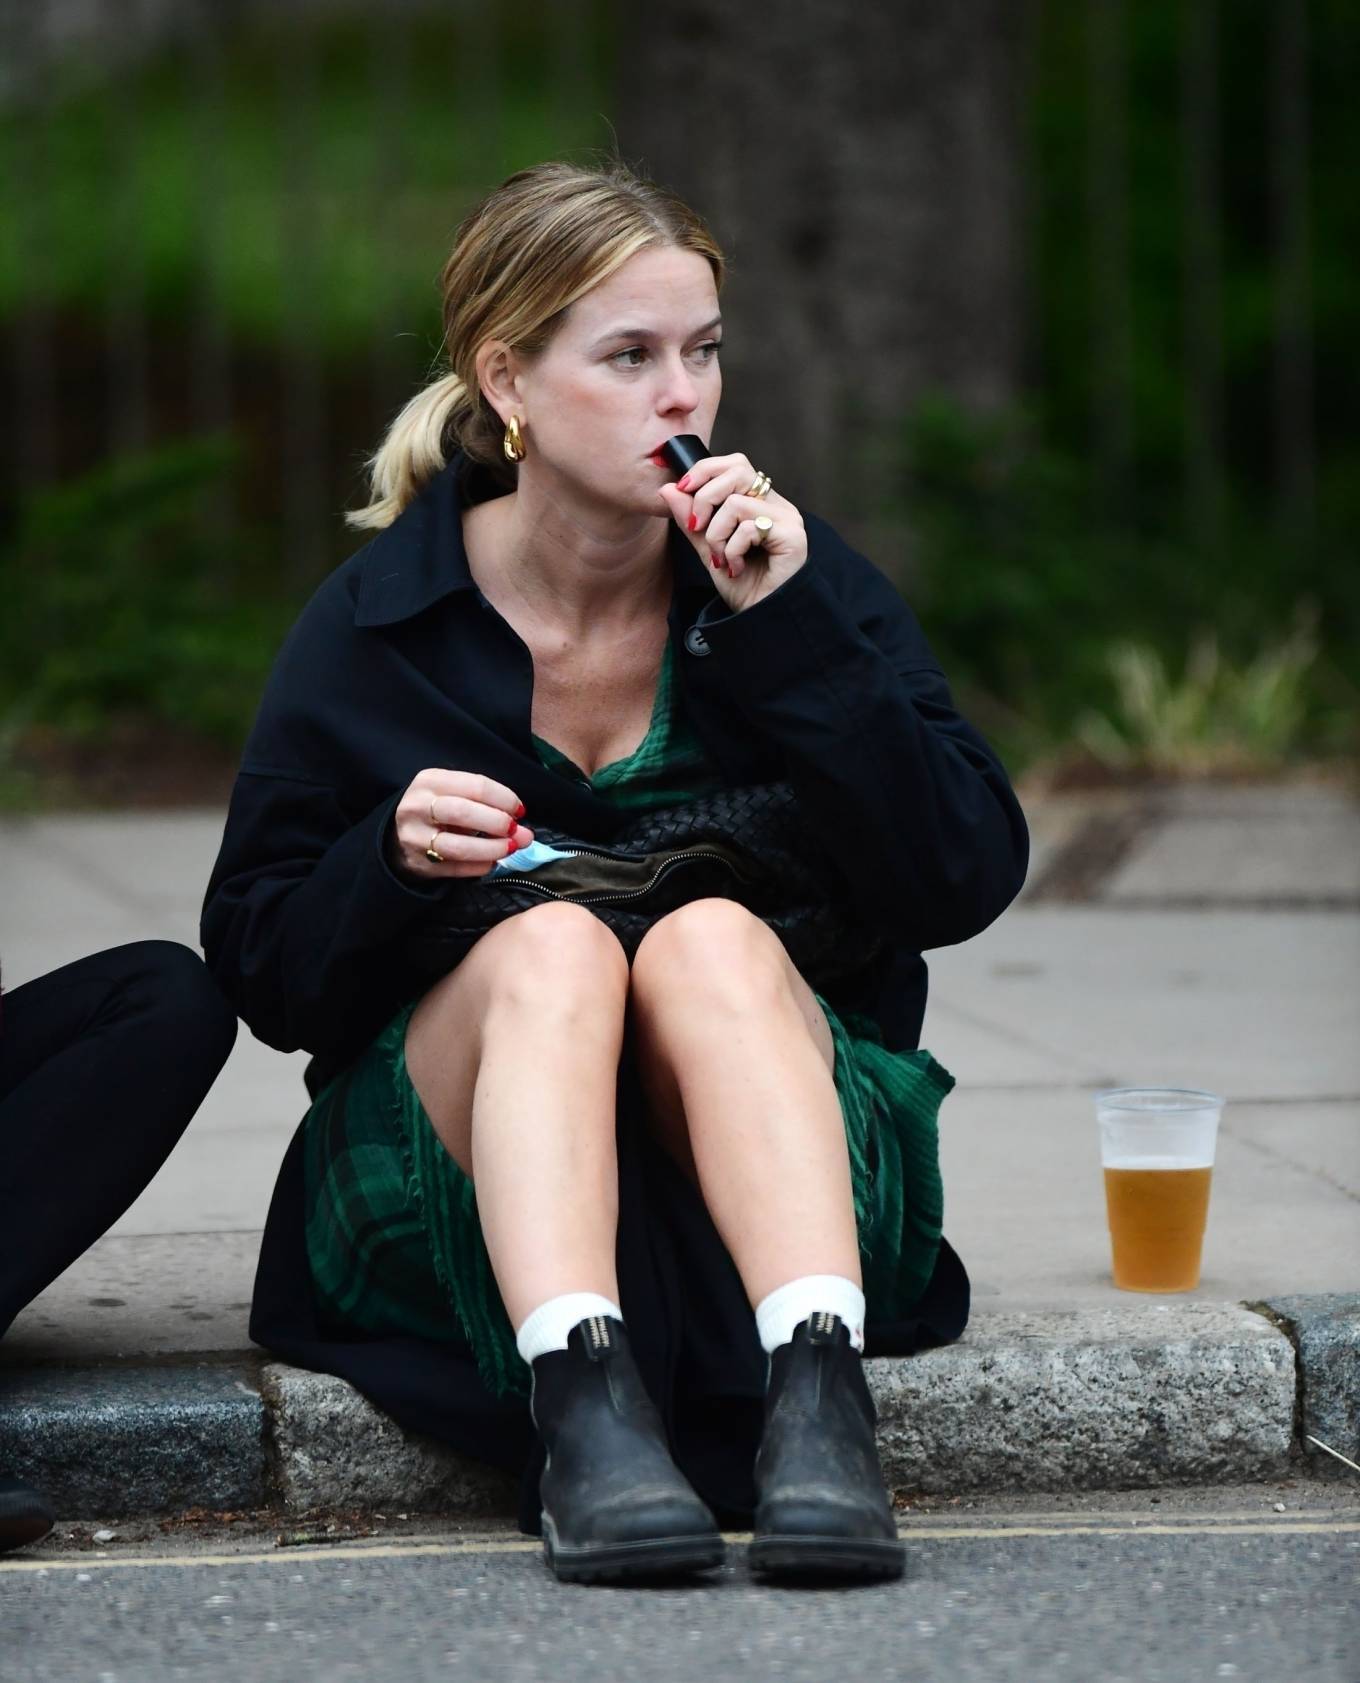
left=500, top=847, right=748, bottom=907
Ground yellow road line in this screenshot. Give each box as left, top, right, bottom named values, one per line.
left=2, top=1518, right=1357, bottom=1574
left=893, top=1521, right=1360, bottom=1542
left=0, top=1540, right=538, bottom=1573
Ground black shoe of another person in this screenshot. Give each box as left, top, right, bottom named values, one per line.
left=0, top=1474, right=56, bottom=1554
left=529, top=1316, right=727, bottom=1584
left=749, top=1312, right=906, bottom=1583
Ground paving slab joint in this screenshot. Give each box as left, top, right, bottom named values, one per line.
left=255, top=1363, right=290, bottom=1511
left=1242, top=1299, right=1306, bottom=1460
left=1249, top=1294, right=1360, bottom=1483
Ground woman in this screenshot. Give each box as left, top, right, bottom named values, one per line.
left=202, top=160, right=1028, bottom=1585
left=1, top=942, right=237, bottom=1552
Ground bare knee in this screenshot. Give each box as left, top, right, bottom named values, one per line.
left=404, top=906, right=629, bottom=1173
left=631, top=900, right=834, bottom=1072
left=632, top=899, right=787, bottom=1008
left=417, top=903, right=629, bottom=1037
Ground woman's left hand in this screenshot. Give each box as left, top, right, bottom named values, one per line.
left=658, top=451, right=808, bottom=612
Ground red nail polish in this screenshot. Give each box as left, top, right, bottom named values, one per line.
left=677, top=475, right=691, bottom=492
left=515, top=802, right=526, bottom=818
left=710, top=553, right=721, bottom=568
left=687, top=513, right=699, bottom=532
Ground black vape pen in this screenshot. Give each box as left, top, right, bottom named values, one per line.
left=658, top=434, right=709, bottom=479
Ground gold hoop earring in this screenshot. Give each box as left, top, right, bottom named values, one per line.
left=502, top=416, right=526, bottom=463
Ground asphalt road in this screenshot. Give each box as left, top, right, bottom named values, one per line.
left=3, top=1492, right=1357, bottom=1682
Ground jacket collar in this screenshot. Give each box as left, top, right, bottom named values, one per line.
left=353, top=451, right=717, bottom=628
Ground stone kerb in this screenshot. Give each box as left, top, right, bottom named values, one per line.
left=256, top=1305, right=1300, bottom=1513
left=1256, top=1294, right=1360, bottom=1482
left=865, top=1305, right=1297, bottom=1494
left=261, top=1365, right=520, bottom=1514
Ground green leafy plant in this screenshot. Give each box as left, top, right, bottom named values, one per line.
left=1076, top=617, right=1322, bottom=776
left=0, top=440, right=296, bottom=751
left=890, top=395, right=1357, bottom=777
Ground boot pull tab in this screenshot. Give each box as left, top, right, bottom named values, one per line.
left=807, top=1311, right=841, bottom=1346
left=584, top=1314, right=617, bottom=1361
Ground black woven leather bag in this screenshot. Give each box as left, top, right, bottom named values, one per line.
left=404, top=779, right=884, bottom=994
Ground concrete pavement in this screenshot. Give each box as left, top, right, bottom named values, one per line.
left=1, top=778, right=1357, bottom=1513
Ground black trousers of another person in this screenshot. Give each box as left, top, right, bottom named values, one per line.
left=0, top=941, right=237, bottom=1337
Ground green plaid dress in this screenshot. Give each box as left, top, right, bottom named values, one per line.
left=303, top=637, right=953, bottom=1400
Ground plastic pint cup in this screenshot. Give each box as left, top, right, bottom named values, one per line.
left=1095, top=1088, right=1223, bottom=1292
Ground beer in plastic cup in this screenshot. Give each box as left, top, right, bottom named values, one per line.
left=1095, top=1088, right=1223, bottom=1292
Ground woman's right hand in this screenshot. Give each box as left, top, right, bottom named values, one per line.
left=389, top=768, right=534, bottom=881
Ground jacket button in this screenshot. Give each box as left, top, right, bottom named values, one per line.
left=684, top=625, right=710, bottom=657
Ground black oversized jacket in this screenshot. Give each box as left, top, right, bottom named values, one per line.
left=201, top=452, right=1029, bottom=1532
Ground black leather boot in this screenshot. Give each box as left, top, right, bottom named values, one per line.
left=529, top=1314, right=727, bottom=1584
left=0, top=1473, right=55, bottom=1555
left=749, top=1312, right=905, bottom=1582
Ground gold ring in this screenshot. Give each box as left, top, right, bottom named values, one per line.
left=745, top=471, right=772, bottom=499
left=753, top=515, right=774, bottom=540
left=425, top=829, right=444, bottom=864
left=428, top=797, right=438, bottom=827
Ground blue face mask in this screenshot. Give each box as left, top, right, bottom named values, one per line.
left=489, top=837, right=579, bottom=876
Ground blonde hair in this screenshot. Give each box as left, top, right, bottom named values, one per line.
left=346, top=158, right=726, bottom=531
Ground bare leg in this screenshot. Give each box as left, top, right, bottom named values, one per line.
left=627, top=899, right=861, bottom=1307
left=404, top=902, right=630, bottom=1329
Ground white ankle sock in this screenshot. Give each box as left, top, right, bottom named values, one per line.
left=514, top=1292, right=624, bottom=1366
left=754, top=1275, right=866, bottom=1353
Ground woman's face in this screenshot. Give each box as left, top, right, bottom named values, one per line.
left=509, top=245, right=722, bottom=518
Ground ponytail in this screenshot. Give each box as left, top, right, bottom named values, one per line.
left=345, top=371, right=473, bottom=532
